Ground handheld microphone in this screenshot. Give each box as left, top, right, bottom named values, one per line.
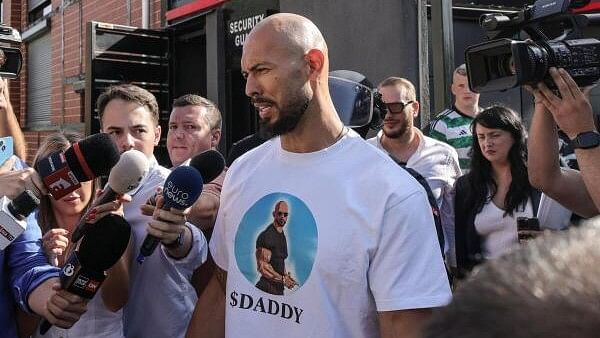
left=37, top=133, right=120, bottom=200
left=136, top=166, right=204, bottom=263
left=188, top=149, right=226, bottom=183
left=0, top=190, right=40, bottom=250
left=39, top=213, right=131, bottom=335
left=71, top=149, right=149, bottom=243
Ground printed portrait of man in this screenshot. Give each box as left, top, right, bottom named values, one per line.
left=255, top=201, right=298, bottom=295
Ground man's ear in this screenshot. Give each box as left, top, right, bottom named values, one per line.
left=305, top=49, right=325, bottom=79
left=154, top=125, right=161, bottom=146
left=211, top=129, right=222, bottom=148
left=412, top=101, right=420, bottom=118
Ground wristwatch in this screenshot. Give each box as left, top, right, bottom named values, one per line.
left=570, top=131, right=600, bottom=150
left=164, top=230, right=185, bottom=249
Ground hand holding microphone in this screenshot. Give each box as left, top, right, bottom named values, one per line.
left=71, top=149, right=148, bottom=243
left=39, top=213, right=131, bottom=335
left=136, top=150, right=225, bottom=263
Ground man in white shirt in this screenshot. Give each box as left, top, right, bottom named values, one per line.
left=188, top=13, right=450, bottom=338
left=367, top=77, right=461, bottom=265
left=97, top=84, right=207, bottom=338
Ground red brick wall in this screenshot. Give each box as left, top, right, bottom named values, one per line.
left=15, top=0, right=163, bottom=163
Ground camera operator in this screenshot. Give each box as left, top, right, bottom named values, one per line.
left=528, top=67, right=600, bottom=217
left=0, top=74, right=26, bottom=160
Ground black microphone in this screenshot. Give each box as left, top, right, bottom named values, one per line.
left=136, top=166, right=204, bottom=263
left=37, top=133, right=120, bottom=200
left=39, top=213, right=131, bottom=335
left=0, top=190, right=39, bottom=250
left=70, top=150, right=148, bottom=243
left=188, top=149, right=226, bottom=183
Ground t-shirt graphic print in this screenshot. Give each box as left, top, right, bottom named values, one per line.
left=231, top=193, right=317, bottom=321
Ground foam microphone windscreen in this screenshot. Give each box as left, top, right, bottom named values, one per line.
left=79, top=213, right=131, bottom=271
left=188, top=149, right=225, bottom=183
left=107, top=149, right=149, bottom=193
left=64, top=133, right=120, bottom=181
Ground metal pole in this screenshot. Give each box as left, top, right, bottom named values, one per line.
left=417, top=0, right=430, bottom=128
left=430, top=0, right=455, bottom=115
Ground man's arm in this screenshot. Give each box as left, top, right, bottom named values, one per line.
left=0, top=78, right=26, bottom=159
left=378, top=309, right=433, bottom=338
left=186, top=266, right=227, bottom=338
left=188, top=192, right=220, bottom=231
left=529, top=68, right=600, bottom=216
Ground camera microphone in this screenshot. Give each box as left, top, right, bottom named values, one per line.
left=71, top=149, right=149, bottom=243
left=0, top=190, right=39, bottom=250
left=37, top=133, right=120, bottom=200
left=39, top=213, right=131, bottom=335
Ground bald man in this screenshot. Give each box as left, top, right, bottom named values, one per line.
left=187, top=13, right=450, bottom=338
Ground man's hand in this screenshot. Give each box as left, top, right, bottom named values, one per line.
left=0, top=159, right=47, bottom=199
left=147, top=194, right=192, bottom=258
left=283, top=272, right=298, bottom=289
left=45, top=283, right=88, bottom=329
left=536, top=67, right=596, bottom=138
left=0, top=78, right=9, bottom=112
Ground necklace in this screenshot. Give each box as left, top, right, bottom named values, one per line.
left=334, top=126, right=348, bottom=143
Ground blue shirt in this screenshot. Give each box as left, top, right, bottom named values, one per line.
left=0, top=159, right=60, bottom=337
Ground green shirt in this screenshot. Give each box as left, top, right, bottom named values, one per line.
left=429, top=107, right=474, bottom=171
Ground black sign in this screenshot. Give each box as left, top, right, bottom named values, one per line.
left=227, top=13, right=267, bottom=50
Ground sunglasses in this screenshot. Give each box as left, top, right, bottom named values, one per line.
left=277, top=212, right=289, bottom=217
left=385, top=101, right=414, bottom=114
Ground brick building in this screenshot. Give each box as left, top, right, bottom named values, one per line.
left=3, top=0, right=598, bottom=164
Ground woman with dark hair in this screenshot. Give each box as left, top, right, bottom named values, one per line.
left=16, top=131, right=131, bottom=338
left=454, top=106, right=556, bottom=277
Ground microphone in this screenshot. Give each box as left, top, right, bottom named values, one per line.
left=0, top=190, right=40, bottom=250
left=39, top=213, right=131, bottom=335
left=136, top=165, right=204, bottom=263
left=188, top=149, right=226, bottom=183
left=71, top=149, right=149, bottom=243
left=37, top=133, right=120, bottom=200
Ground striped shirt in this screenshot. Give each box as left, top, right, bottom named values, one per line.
left=429, top=107, right=475, bottom=172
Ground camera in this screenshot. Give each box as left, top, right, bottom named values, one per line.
left=465, top=0, right=600, bottom=92
left=0, top=24, right=22, bottom=79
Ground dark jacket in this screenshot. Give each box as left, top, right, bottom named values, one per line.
left=454, top=174, right=541, bottom=277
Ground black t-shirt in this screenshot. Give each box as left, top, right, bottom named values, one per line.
left=256, top=223, right=288, bottom=275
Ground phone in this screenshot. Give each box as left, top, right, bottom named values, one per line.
left=0, top=136, right=14, bottom=166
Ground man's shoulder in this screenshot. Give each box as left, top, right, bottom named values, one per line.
left=422, top=135, right=460, bottom=156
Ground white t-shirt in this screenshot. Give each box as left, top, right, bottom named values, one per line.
left=475, top=199, right=533, bottom=259
left=34, top=296, right=124, bottom=338
left=210, top=130, right=451, bottom=338
left=367, top=129, right=461, bottom=265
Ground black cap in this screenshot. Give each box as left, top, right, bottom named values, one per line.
left=8, top=190, right=40, bottom=220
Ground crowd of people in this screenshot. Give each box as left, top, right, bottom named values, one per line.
left=0, top=12, right=599, bottom=338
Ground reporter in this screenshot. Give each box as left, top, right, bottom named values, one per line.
left=527, top=67, right=600, bottom=217
left=0, top=153, right=86, bottom=338
left=24, top=131, right=132, bottom=338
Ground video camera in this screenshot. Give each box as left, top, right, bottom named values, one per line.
left=0, top=24, right=22, bottom=79
left=465, top=0, right=600, bottom=92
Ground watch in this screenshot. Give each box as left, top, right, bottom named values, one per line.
left=164, top=230, right=185, bottom=249
left=570, top=131, right=600, bottom=150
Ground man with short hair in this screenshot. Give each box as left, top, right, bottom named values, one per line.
left=429, top=64, right=482, bottom=172
left=188, top=13, right=450, bottom=338
left=166, top=94, right=226, bottom=300
left=368, top=76, right=461, bottom=265
left=97, top=84, right=207, bottom=338
left=254, top=201, right=297, bottom=295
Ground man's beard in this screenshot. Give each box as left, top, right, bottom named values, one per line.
left=258, top=95, right=310, bottom=139
left=382, top=121, right=409, bottom=139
